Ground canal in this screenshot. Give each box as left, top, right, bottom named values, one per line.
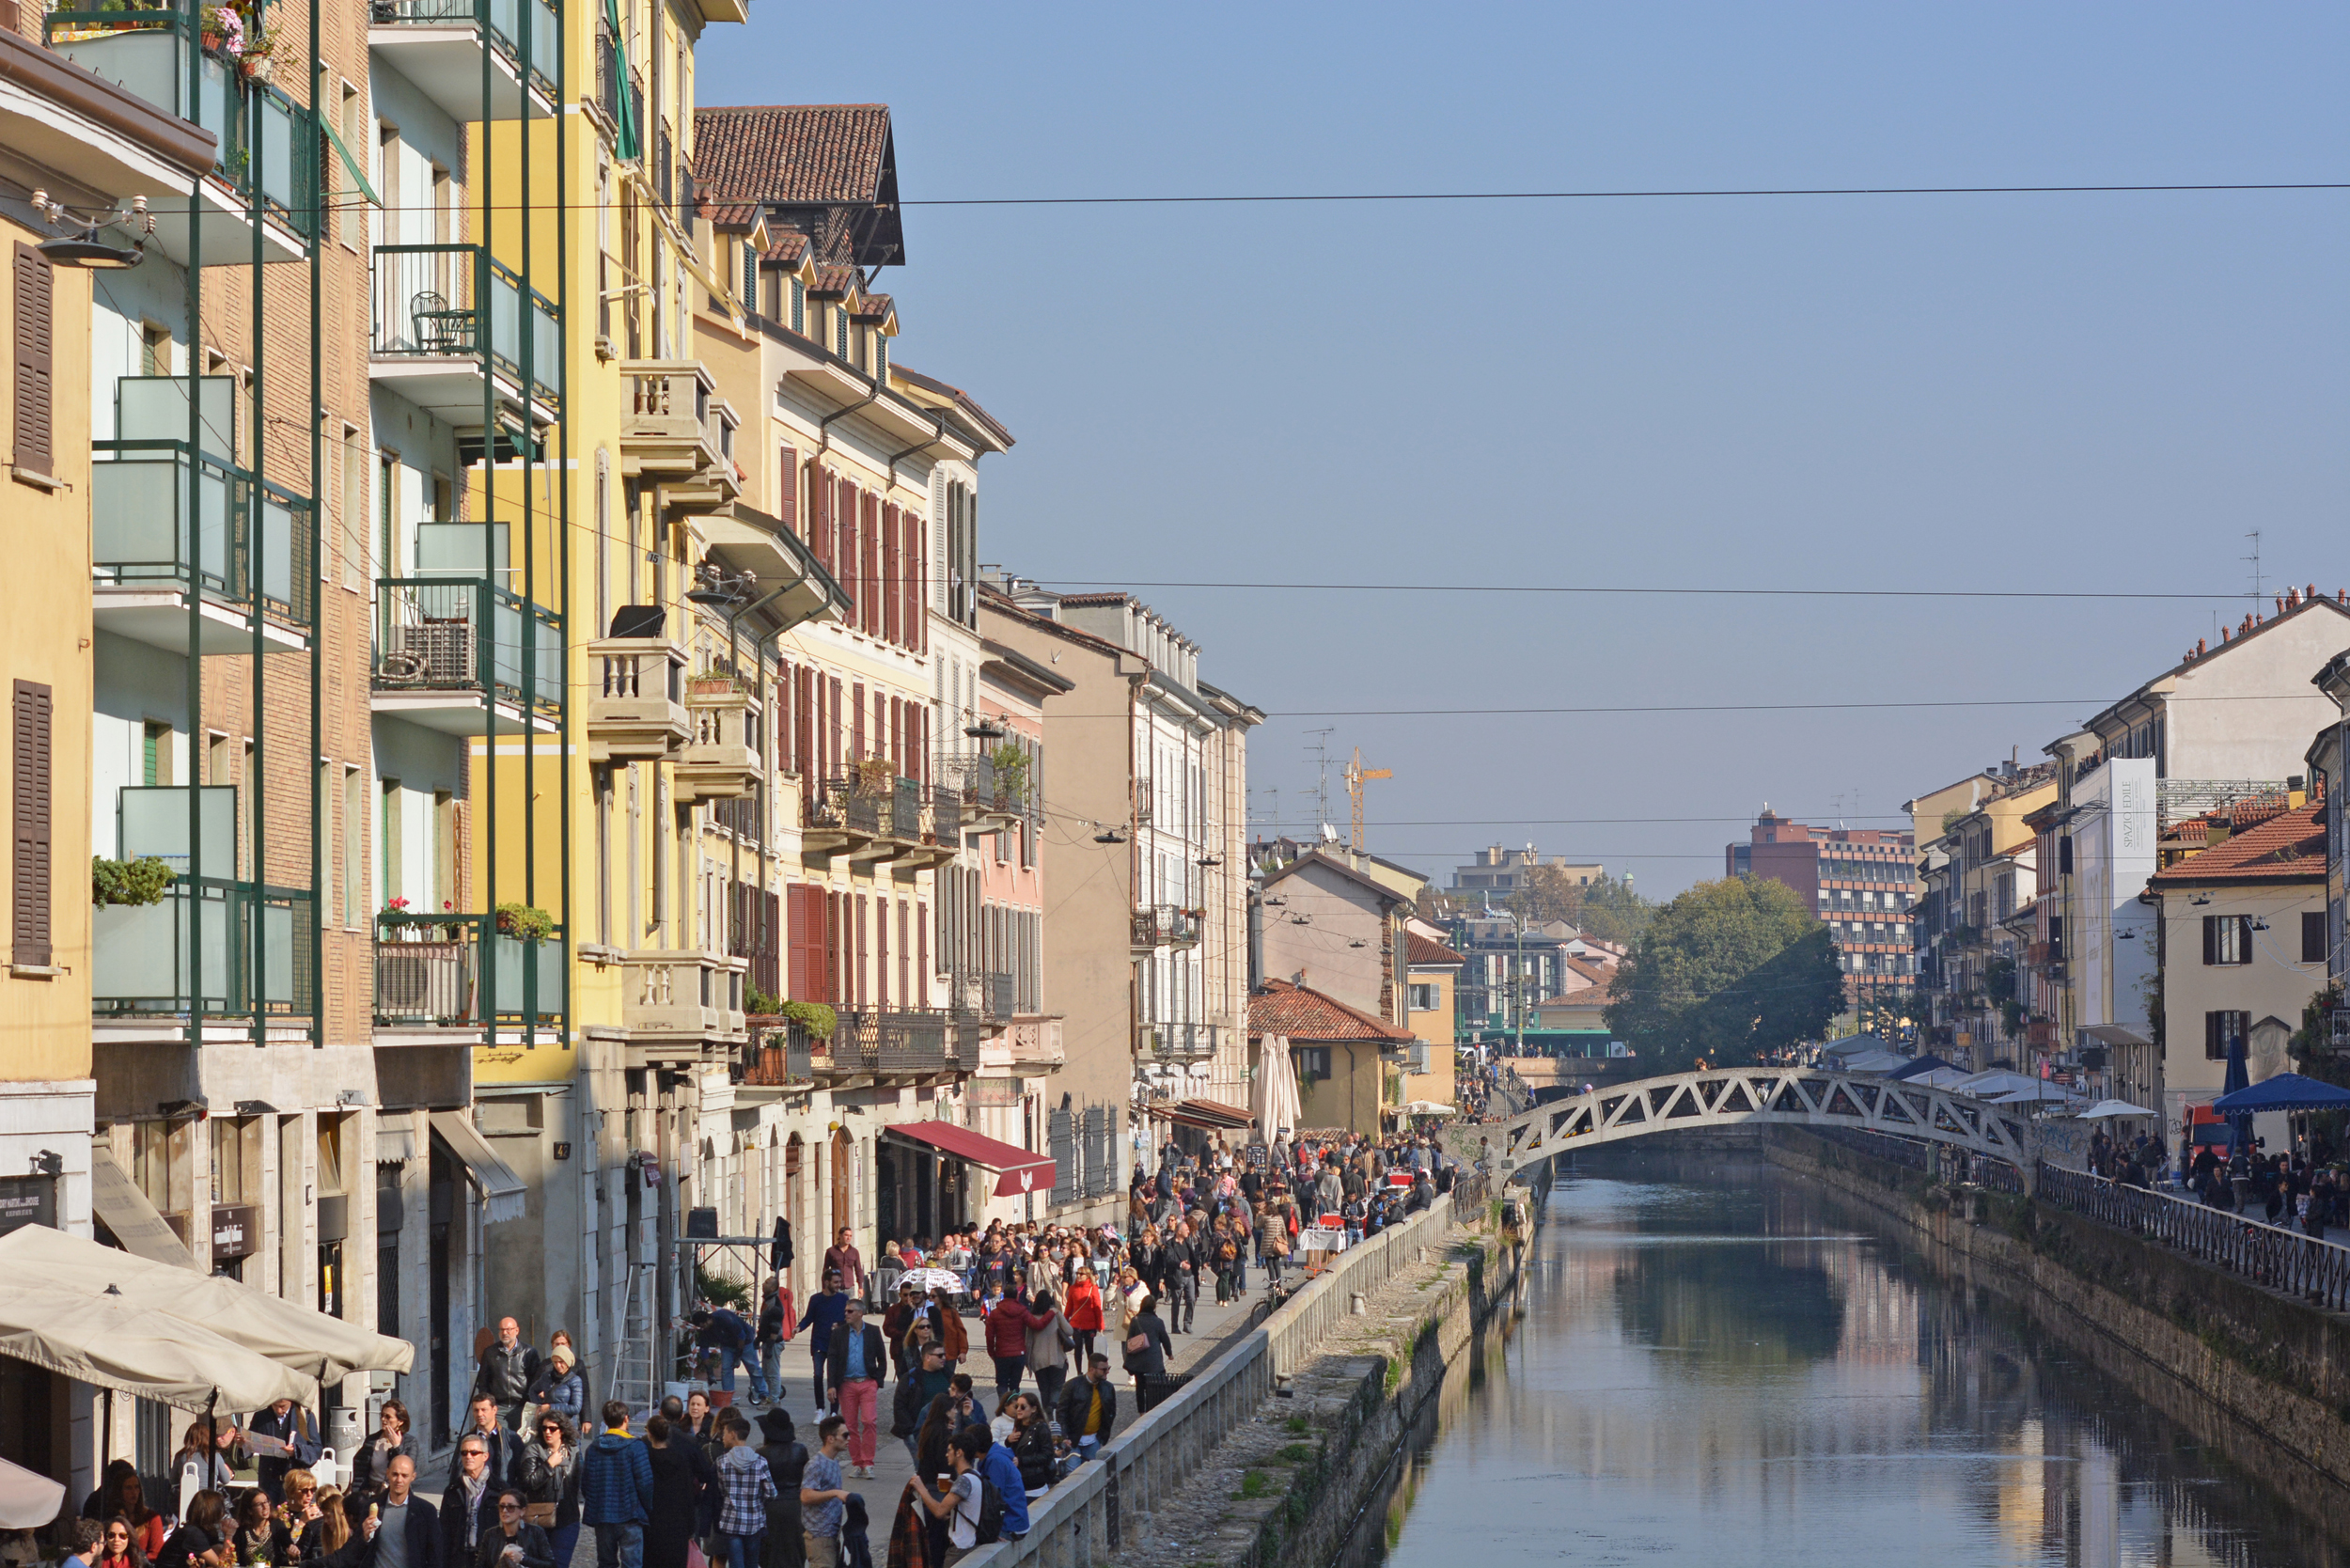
left=1368, top=1160, right=2348, bottom=1568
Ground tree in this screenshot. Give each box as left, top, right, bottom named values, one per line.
left=1504, top=863, right=1589, bottom=927
left=1606, top=876, right=1844, bottom=1074
left=1574, top=875, right=1654, bottom=948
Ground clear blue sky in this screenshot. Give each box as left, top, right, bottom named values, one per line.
left=699, top=3, right=2350, bottom=896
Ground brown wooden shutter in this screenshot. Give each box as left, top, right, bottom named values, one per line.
left=779, top=446, right=799, bottom=536
left=851, top=682, right=866, bottom=760
left=12, top=244, right=53, bottom=478
left=12, top=679, right=53, bottom=967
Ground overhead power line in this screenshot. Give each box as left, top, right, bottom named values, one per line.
left=1037, top=579, right=2288, bottom=602
left=903, top=180, right=2350, bottom=208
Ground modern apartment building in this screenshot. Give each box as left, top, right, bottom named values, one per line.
left=1727, top=810, right=1918, bottom=1002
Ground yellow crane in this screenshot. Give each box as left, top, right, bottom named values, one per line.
left=1345, top=747, right=1391, bottom=851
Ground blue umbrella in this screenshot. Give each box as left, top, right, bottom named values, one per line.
left=2211, top=1072, right=2350, bottom=1114
left=2221, top=1031, right=2251, bottom=1158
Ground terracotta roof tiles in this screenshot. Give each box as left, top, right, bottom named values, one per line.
left=2151, top=804, right=2326, bottom=885
left=1406, top=931, right=1466, bottom=967
left=1247, top=979, right=1416, bottom=1044
left=692, top=104, right=892, bottom=205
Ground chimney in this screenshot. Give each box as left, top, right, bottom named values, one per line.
left=2197, top=637, right=2206, bottom=655
left=2221, top=625, right=2231, bottom=641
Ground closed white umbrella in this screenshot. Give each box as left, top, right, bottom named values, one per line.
left=1256, top=1035, right=1302, bottom=1140
left=0, top=1454, right=65, bottom=1530
left=0, top=1224, right=413, bottom=1381
left=0, top=1284, right=316, bottom=1413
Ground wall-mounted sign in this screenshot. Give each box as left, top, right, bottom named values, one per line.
left=212, top=1202, right=260, bottom=1260
left=0, top=1175, right=55, bottom=1237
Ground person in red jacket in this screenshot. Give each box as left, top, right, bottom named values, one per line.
left=982, top=1290, right=1033, bottom=1406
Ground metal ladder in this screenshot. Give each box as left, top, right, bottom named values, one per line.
left=607, top=1262, right=656, bottom=1423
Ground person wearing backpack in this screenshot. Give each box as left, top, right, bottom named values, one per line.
left=977, top=1425, right=1027, bottom=1542
left=907, top=1429, right=992, bottom=1568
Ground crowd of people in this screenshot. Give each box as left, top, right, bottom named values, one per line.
left=31, top=1126, right=1466, bottom=1568
left=1457, top=1059, right=1531, bottom=1122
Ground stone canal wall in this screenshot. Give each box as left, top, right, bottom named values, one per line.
left=1770, top=1126, right=2350, bottom=1542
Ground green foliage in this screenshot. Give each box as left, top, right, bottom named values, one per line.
left=1605, top=876, right=1844, bottom=1073
left=1230, top=1471, right=1270, bottom=1501
left=1574, top=875, right=1655, bottom=947
left=495, top=902, right=555, bottom=940
left=778, top=998, right=838, bottom=1039
left=695, top=1263, right=750, bottom=1310
left=92, top=856, right=174, bottom=907
left=1984, top=956, right=2017, bottom=1004
left=1275, top=1443, right=1315, bottom=1464
left=1284, top=1417, right=1308, bottom=1435
left=744, top=986, right=782, bottom=1016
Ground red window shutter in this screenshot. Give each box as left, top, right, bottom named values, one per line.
left=801, top=667, right=817, bottom=783
left=902, top=507, right=922, bottom=654
left=780, top=447, right=800, bottom=537
left=863, top=493, right=881, bottom=637
left=809, top=463, right=829, bottom=568
left=826, top=676, right=842, bottom=776
left=838, top=479, right=859, bottom=615
left=916, top=902, right=929, bottom=1009
left=11, top=680, right=52, bottom=967
left=12, top=244, right=53, bottom=478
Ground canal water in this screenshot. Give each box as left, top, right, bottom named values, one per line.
left=1364, top=1161, right=2346, bottom=1568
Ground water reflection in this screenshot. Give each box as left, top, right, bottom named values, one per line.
left=1371, top=1165, right=2346, bottom=1568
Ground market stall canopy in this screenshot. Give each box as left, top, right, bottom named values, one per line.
left=0, top=1283, right=316, bottom=1413
left=1954, top=1070, right=2044, bottom=1100
left=1904, top=1067, right=1976, bottom=1090
left=1886, top=1055, right=1955, bottom=1082
left=0, top=1226, right=414, bottom=1381
left=1991, top=1084, right=2087, bottom=1106
left=885, top=1120, right=1057, bottom=1198
left=0, top=1455, right=65, bottom=1529
left=430, top=1111, right=527, bottom=1224
left=2077, top=1099, right=2157, bottom=1120
left=1840, top=1051, right=1910, bottom=1075
left=1171, top=1098, right=1253, bottom=1131
left=2212, top=1073, right=2350, bottom=1115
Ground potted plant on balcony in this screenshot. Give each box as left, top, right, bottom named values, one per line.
left=687, top=671, right=744, bottom=698
left=852, top=755, right=892, bottom=795
left=777, top=998, right=837, bottom=1045
left=91, top=855, right=174, bottom=907
left=495, top=902, right=555, bottom=941
left=986, top=741, right=1027, bottom=809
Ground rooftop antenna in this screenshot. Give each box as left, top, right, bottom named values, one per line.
left=2244, top=529, right=2264, bottom=607
left=1304, top=726, right=1336, bottom=832
left=1344, top=746, right=1391, bottom=852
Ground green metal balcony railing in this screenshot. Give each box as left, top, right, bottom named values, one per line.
left=372, top=576, right=562, bottom=721
left=93, top=879, right=316, bottom=1018
left=370, top=0, right=557, bottom=99
left=45, top=0, right=317, bottom=240
left=374, top=912, right=564, bottom=1027
left=93, top=439, right=315, bottom=633
left=371, top=243, right=562, bottom=409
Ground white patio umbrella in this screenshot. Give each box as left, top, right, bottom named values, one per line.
left=0, top=1224, right=413, bottom=1381
left=2077, top=1098, right=2156, bottom=1120
left=0, top=1284, right=317, bottom=1413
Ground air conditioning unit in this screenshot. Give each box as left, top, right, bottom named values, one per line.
left=377, top=950, right=439, bottom=1013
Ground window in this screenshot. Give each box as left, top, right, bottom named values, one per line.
left=1294, top=1045, right=1332, bottom=1082
left=2204, top=1010, right=2249, bottom=1061
left=2202, top=914, right=2251, bottom=966
left=2305, top=910, right=2326, bottom=965
left=1409, top=983, right=1440, bottom=1011
left=339, top=426, right=366, bottom=590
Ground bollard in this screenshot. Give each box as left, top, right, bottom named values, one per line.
left=1351, top=1291, right=1367, bottom=1315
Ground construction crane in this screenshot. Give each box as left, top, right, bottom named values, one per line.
left=1345, top=747, right=1390, bottom=851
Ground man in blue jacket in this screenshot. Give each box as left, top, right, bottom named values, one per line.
left=794, top=1269, right=849, bottom=1420
left=580, top=1401, right=654, bottom=1568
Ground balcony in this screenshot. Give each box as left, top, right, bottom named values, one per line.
left=981, top=971, right=1016, bottom=1019
left=619, top=361, right=738, bottom=508
left=814, top=1010, right=962, bottom=1084
left=93, top=378, right=312, bottom=653
left=1131, top=903, right=1201, bottom=952
left=737, top=1021, right=815, bottom=1090
left=672, top=676, right=760, bottom=802
left=1004, top=1017, right=1064, bottom=1071
left=94, top=879, right=314, bottom=1022
left=368, top=0, right=556, bottom=122
left=585, top=634, right=689, bottom=760
left=43, top=0, right=313, bottom=263
left=621, top=949, right=747, bottom=1057
left=372, top=577, right=560, bottom=734
left=374, top=912, right=563, bottom=1036
left=947, top=752, right=1029, bottom=830
left=1139, top=1021, right=1218, bottom=1065
left=371, top=244, right=561, bottom=421
left=804, top=770, right=946, bottom=862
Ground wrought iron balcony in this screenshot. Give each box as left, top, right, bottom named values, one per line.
left=1138, top=1020, right=1218, bottom=1064
left=374, top=911, right=563, bottom=1030
left=1131, top=903, right=1201, bottom=952
left=371, top=576, right=561, bottom=734
left=371, top=243, right=562, bottom=420
left=816, top=1010, right=964, bottom=1080
left=738, top=1020, right=816, bottom=1089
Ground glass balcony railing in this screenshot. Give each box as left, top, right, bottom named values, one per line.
left=93, top=879, right=315, bottom=1017
left=372, top=243, right=562, bottom=409
left=375, top=912, right=563, bottom=1027
left=372, top=576, right=561, bottom=721
left=44, top=1, right=317, bottom=240
left=371, top=0, right=557, bottom=98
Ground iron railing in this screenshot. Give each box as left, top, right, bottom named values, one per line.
left=1131, top=904, right=1200, bottom=950
left=370, top=0, right=557, bottom=98
left=374, top=912, right=563, bottom=1026
left=93, top=880, right=316, bottom=1018
left=372, top=577, right=562, bottom=719
left=2036, top=1163, right=2350, bottom=1310
left=371, top=243, right=562, bottom=408
left=740, top=1021, right=816, bottom=1087
left=822, top=1010, right=960, bottom=1075
left=93, top=439, right=313, bottom=632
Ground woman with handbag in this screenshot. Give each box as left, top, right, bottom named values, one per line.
left=1062, top=1269, right=1104, bottom=1366
left=1120, top=1294, right=1171, bottom=1402
left=520, top=1412, right=581, bottom=1568
left=1023, top=1292, right=1073, bottom=1419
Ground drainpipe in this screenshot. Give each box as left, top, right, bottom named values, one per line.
left=814, top=369, right=883, bottom=455
left=883, top=409, right=948, bottom=492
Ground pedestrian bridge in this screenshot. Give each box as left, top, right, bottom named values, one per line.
left=1493, top=1066, right=2032, bottom=1181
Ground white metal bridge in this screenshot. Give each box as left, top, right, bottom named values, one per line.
left=1493, top=1066, right=2033, bottom=1181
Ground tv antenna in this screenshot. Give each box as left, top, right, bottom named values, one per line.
left=1304, top=727, right=1336, bottom=831
left=2244, top=529, right=2264, bottom=606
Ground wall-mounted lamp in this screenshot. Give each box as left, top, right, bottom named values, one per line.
left=31, top=191, right=150, bottom=268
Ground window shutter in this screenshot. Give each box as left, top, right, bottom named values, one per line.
left=931, top=471, right=948, bottom=614
left=778, top=447, right=798, bottom=535
left=881, top=501, right=900, bottom=645
left=12, top=244, right=54, bottom=478
left=2305, top=910, right=2326, bottom=965
left=2201, top=915, right=2217, bottom=965
left=11, top=680, right=53, bottom=967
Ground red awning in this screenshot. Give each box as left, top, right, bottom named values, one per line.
left=885, top=1120, right=1056, bottom=1198
left=1143, top=1098, right=1255, bottom=1133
